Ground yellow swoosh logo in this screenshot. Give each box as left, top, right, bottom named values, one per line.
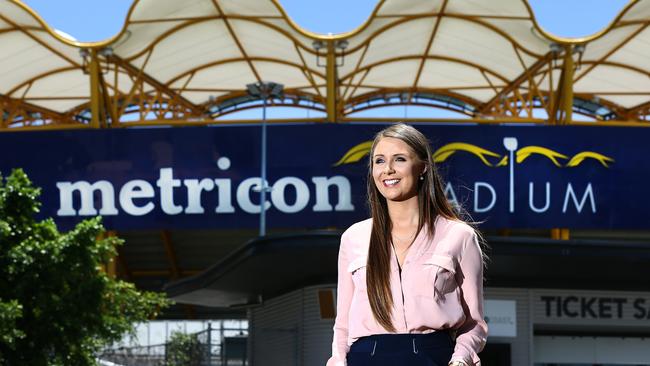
left=567, top=151, right=615, bottom=168
left=433, top=143, right=501, bottom=167
left=334, top=142, right=614, bottom=169
left=497, top=148, right=614, bottom=168
left=333, top=141, right=372, bottom=166
left=516, top=146, right=569, bottom=167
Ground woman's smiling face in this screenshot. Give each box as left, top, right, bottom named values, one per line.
left=372, top=137, right=425, bottom=202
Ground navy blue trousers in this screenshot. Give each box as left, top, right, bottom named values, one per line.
left=346, top=331, right=454, bottom=366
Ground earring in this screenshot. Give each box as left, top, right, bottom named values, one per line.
left=419, top=175, right=424, bottom=181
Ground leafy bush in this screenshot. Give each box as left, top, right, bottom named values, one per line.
left=165, top=331, right=204, bottom=366
left=0, top=169, right=170, bottom=365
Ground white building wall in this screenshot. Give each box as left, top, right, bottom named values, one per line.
left=302, top=285, right=337, bottom=366
left=250, top=289, right=303, bottom=366
left=484, top=287, right=531, bottom=366
left=251, top=285, right=528, bottom=365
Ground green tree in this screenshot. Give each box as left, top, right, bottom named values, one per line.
left=0, top=169, right=170, bottom=365
left=165, top=331, right=204, bottom=366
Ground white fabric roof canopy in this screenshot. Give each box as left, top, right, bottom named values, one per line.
left=1, top=0, right=649, bottom=127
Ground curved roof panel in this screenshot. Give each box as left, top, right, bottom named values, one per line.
left=1, top=0, right=649, bottom=129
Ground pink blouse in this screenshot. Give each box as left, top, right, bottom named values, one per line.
left=327, top=216, right=488, bottom=366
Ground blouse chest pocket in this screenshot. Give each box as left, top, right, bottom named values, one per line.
left=347, top=256, right=368, bottom=292
left=422, top=253, right=457, bottom=301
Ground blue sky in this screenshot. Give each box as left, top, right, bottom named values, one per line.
left=22, top=0, right=629, bottom=42
left=19, top=0, right=631, bottom=120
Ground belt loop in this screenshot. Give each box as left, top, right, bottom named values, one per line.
left=412, top=338, right=418, bottom=354
left=370, top=340, right=377, bottom=356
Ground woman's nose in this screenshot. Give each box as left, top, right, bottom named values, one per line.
left=384, top=162, right=395, bottom=173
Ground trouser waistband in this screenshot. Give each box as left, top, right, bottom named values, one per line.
left=348, top=331, right=453, bottom=354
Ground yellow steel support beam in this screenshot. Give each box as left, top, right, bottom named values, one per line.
left=627, top=100, right=650, bottom=117
left=89, top=49, right=103, bottom=128
left=479, top=52, right=554, bottom=115
left=116, top=248, right=132, bottom=281
left=106, top=231, right=117, bottom=278
left=326, top=40, right=338, bottom=123
left=97, top=231, right=119, bottom=278
left=551, top=228, right=570, bottom=240
left=412, top=0, right=448, bottom=90
left=97, top=231, right=106, bottom=272
left=344, top=117, right=544, bottom=124
left=0, top=95, right=70, bottom=128
left=0, top=95, right=63, bottom=116
left=559, top=45, right=575, bottom=125
left=110, top=55, right=204, bottom=116
left=0, top=123, right=92, bottom=132
left=210, top=0, right=262, bottom=83
left=97, top=231, right=117, bottom=278
left=161, top=230, right=180, bottom=280
left=160, top=230, right=195, bottom=318
left=549, top=70, right=563, bottom=124
left=98, top=68, right=117, bottom=126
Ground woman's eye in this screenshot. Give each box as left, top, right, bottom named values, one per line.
left=375, top=159, right=384, bottom=164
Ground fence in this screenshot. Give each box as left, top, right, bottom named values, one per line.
left=98, top=323, right=248, bottom=366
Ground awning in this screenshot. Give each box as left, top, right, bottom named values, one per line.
left=164, top=231, right=341, bottom=307
left=2, top=0, right=650, bottom=128
left=165, top=231, right=650, bottom=308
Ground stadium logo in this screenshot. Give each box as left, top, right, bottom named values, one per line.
left=55, top=158, right=355, bottom=217
left=334, top=138, right=614, bottom=168
left=335, top=137, right=614, bottom=214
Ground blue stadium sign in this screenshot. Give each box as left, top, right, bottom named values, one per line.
left=0, top=124, right=645, bottom=229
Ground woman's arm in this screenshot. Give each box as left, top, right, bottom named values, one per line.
left=326, top=233, right=354, bottom=366
left=449, top=230, right=488, bottom=366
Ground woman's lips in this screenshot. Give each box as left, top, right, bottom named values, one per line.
left=383, top=178, right=401, bottom=187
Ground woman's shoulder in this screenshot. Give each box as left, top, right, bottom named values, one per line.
left=434, top=215, right=476, bottom=240
left=341, top=217, right=373, bottom=238
left=339, top=218, right=373, bottom=254
left=429, top=216, right=479, bottom=259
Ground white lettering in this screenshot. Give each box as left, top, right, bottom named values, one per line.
left=156, top=168, right=182, bottom=215
left=311, top=176, right=354, bottom=212
left=214, top=179, right=235, bottom=213
left=474, top=182, right=496, bottom=213
left=272, top=177, right=309, bottom=213
left=56, top=181, right=118, bottom=216
left=529, top=182, right=551, bottom=213
left=237, top=177, right=272, bottom=214
left=562, top=183, right=596, bottom=213
left=184, top=178, right=215, bottom=214
left=444, top=182, right=459, bottom=209
left=119, top=180, right=154, bottom=216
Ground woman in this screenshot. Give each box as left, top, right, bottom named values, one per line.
left=327, top=123, right=487, bottom=366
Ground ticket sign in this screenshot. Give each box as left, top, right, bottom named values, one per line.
left=534, top=290, right=650, bottom=326
left=0, top=123, right=647, bottom=230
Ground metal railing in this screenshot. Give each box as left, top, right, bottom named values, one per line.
left=97, top=323, right=248, bottom=366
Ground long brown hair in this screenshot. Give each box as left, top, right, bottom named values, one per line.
left=366, top=123, right=459, bottom=332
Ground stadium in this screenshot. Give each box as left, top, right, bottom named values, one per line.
left=1, top=0, right=650, bottom=365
